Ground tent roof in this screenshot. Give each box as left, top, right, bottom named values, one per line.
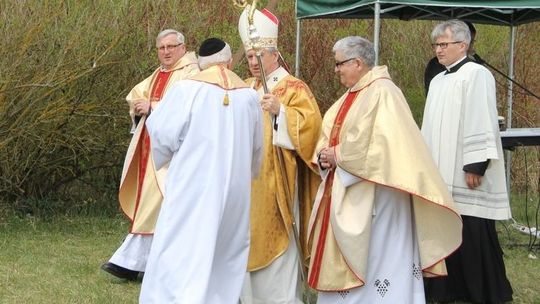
left=296, top=0, right=540, bottom=26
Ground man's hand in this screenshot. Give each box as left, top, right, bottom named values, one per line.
left=133, top=99, right=151, bottom=116
left=319, top=147, right=336, bottom=170
left=465, top=172, right=483, bottom=189
left=261, top=93, right=280, bottom=115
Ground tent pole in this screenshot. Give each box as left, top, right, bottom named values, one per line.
left=374, top=1, right=381, bottom=65
left=506, top=26, right=515, bottom=129
left=295, top=19, right=302, bottom=78
left=505, top=25, right=516, bottom=193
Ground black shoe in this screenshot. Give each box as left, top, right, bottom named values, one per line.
left=101, top=262, right=139, bottom=281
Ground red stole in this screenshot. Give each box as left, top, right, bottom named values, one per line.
left=150, top=70, right=173, bottom=102
left=135, top=70, right=172, bottom=211
left=308, top=77, right=390, bottom=288
left=308, top=90, right=359, bottom=287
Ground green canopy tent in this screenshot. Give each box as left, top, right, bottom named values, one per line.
left=294, top=0, right=540, bottom=72
left=293, top=0, right=540, bottom=190
left=296, top=0, right=540, bottom=24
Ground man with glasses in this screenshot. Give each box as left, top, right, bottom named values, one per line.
left=424, top=21, right=477, bottom=95
left=421, top=20, right=513, bottom=303
left=238, top=7, right=322, bottom=304
left=101, top=29, right=199, bottom=281
left=308, top=36, right=462, bottom=304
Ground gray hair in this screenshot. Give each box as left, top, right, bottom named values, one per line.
left=156, top=29, right=185, bottom=46
left=198, top=43, right=232, bottom=70
left=263, top=47, right=278, bottom=54
left=431, top=19, right=471, bottom=46
left=333, top=36, right=375, bottom=68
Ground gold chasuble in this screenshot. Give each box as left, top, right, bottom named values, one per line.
left=246, top=67, right=322, bottom=271
left=119, top=52, right=199, bottom=234
left=190, top=64, right=249, bottom=92
left=307, top=66, right=462, bottom=291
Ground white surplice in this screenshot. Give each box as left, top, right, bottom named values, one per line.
left=315, top=169, right=425, bottom=304
left=109, top=234, right=152, bottom=272
left=139, top=78, right=263, bottom=304
left=421, top=61, right=510, bottom=220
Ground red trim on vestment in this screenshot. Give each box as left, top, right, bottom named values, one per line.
left=219, top=65, right=230, bottom=89
left=150, top=70, right=172, bottom=101
left=308, top=77, right=392, bottom=288
left=261, top=8, right=279, bottom=25
left=308, top=172, right=334, bottom=287
left=341, top=173, right=462, bottom=276
left=308, top=90, right=360, bottom=288
left=130, top=70, right=172, bottom=231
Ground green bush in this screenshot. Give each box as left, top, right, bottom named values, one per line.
left=0, top=1, right=537, bottom=216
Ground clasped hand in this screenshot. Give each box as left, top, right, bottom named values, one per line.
left=319, top=147, right=336, bottom=170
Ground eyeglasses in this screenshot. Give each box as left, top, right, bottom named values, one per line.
left=157, top=43, right=182, bottom=52
left=335, top=57, right=357, bottom=68
left=431, top=41, right=462, bottom=50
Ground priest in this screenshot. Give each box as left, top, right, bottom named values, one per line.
left=422, top=19, right=513, bottom=304
left=102, top=29, right=199, bottom=280
left=309, top=36, right=462, bottom=304
left=139, top=38, right=263, bottom=304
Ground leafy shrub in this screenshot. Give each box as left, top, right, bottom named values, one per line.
left=0, top=1, right=537, bottom=215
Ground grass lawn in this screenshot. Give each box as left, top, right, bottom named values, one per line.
left=0, top=216, right=140, bottom=303
left=0, top=214, right=539, bottom=303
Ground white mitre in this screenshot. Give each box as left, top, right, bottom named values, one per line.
left=238, top=5, right=279, bottom=51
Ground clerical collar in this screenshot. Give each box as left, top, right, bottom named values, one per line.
left=265, top=66, right=284, bottom=81
left=445, top=56, right=472, bottom=74
left=262, top=66, right=288, bottom=88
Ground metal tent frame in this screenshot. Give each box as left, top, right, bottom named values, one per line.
left=294, top=0, right=540, bottom=190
